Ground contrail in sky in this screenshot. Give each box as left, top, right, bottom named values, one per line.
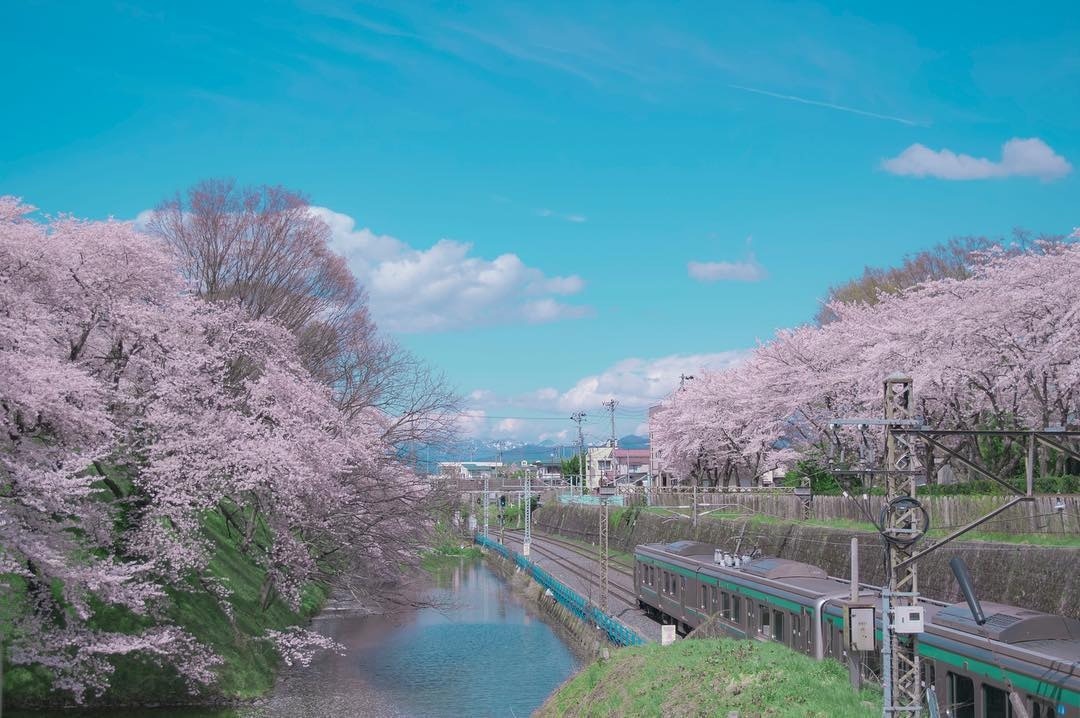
left=728, top=84, right=926, bottom=127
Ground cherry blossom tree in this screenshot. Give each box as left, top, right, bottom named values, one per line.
left=0, top=198, right=219, bottom=700
left=655, top=237, right=1080, bottom=483
left=1, top=196, right=428, bottom=701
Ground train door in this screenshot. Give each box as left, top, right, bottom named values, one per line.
left=772, top=609, right=786, bottom=644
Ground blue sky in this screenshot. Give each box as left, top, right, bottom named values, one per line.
left=4, top=1, right=1079, bottom=444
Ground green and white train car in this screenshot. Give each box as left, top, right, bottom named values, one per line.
left=635, top=540, right=1079, bottom=718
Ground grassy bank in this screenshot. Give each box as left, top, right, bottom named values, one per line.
left=419, top=519, right=483, bottom=572
left=641, top=507, right=1080, bottom=547
left=4, top=510, right=328, bottom=708
left=537, top=638, right=880, bottom=718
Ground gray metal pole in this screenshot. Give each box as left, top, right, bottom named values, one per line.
left=483, top=473, right=490, bottom=539
left=524, top=473, right=532, bottom=557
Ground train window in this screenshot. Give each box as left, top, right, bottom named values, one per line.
left=982, top=685, right=1012, bottom=718
left=947, top=672, right=975, bottom=718
left=721, top=592, right=731, bottom=619
left=791, top=613, right=801, bottom=643
left=759, top=604, right=770, bottom=635
left=700, top=584, right=707, bottom=609
left=711, top=586, right=717, bottom=610
left=732, top=596, right=742, bottom=625
left=773, top=610, right=785, bottom=643
left=680, top=576, right=686, bottom=599
left=1029, top=698, right=1054, bottom=718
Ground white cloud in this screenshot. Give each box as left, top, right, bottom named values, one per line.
left=687, top=255, right=767, bottom=282
left=456, top=410, right=488, bottom=437
left=311, top=206, right=589, bottom=332
left=468, top=389, right=495, bottom=402
left=537, top=208, right=588, bottom=223
left=458, top=351, right=748, bottom=443
left=532, top=387, right=560, bottom=401
left=555, top=351, right=748, bottom=411
left=881, top=138, right=1072, bottom=181
left=522, top=298, right=592, bottom=323
left=492, top=418, right=524, bottom=436
left=538, top=429, right=571, bottom=443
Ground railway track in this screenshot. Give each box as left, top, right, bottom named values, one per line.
left=499, top=532, right=639, bottom=610
left=505, top=529, right=634, bottom=577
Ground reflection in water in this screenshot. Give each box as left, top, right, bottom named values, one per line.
left=13, top=560, right=581, bottom=718
left=325, top=559, right=582, bottom=717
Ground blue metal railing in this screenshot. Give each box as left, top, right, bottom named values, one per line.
left=475, top=534, right=646, bottom=647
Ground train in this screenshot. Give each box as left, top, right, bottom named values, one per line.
left=634, top=540, right=1079, bottom=718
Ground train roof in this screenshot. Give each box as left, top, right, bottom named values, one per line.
left=934, top=601, right=1080, bottom=645
left=661, top=540, right=716, bottom=558
left=642, top=543, right=833, bottom=585
left=741, top=557, right=829, bottom=581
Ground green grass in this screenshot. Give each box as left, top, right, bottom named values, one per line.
left=642, top=507, right=1080, bottom=547
left=537, top=638, right=881, bottom=717
left=420, top=518, right=483, bottom=572
left=420, top=542, right=483, bottom=572
left=4, top=509, right=328, bottom=707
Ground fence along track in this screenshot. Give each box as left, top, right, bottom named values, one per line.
left=475, top=534, right=645, bottom=647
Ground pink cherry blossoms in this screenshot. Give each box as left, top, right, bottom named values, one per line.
left=654, top=239, right=1080, bottom=484
left=0, top=197, right=428, bottom=701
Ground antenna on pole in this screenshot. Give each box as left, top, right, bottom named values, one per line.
left=571, top=412, right=587, bottom=494
left=603, top=399, right=618, bottom=483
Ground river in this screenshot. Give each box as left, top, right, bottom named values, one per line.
left=12, top=558, right=583, bottom=718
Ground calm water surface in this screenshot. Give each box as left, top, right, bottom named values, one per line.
left=16, top=559, right=582, bottom=718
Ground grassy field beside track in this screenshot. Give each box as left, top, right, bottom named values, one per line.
left=641, top=507, right=1080, bottom=547
left=536, top=637, right=881, bottom=718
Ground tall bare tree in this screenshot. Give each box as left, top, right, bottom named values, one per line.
left=814, top=230, right=1064, bottom=325
left=147, top=179, right=460, bottom=450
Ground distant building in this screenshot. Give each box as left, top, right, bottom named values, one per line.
left=586, top=446, right=651, bottom=488
left=648, top=404, right=670, bottom=487
left=438, top=461, right=500, bottom=482
left=614, top=448, right=650, bottom=485
left=585, top=446, right=614, bottom=489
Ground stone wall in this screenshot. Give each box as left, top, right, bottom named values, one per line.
left=534, top=504, right=1080, bottom=620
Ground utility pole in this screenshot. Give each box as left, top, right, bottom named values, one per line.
left=482, top=471, right=490, bottom=539
left=572, top=412, right=587, bottom=494
left=679, top=373, right=694, bottom=391
left=603, top=398, right=618, bottom=485
left=598, top=487, right=613, bottom=613
left=523, top=470, right=532, bottom=557
left=882, top=375, right=923, bottom=716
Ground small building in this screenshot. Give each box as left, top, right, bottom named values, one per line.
left=586, top=445, right=651, bottom=488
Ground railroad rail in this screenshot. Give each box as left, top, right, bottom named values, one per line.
left=506, top=528, right=634, bottom=576
left=499, top=531, right=638, bottom=609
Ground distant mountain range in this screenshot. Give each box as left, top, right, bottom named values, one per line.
left=431, top=434, right=649, bottom=464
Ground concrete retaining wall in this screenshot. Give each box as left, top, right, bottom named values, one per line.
left=534, top=504, right=1080, bottom=620
left=482, top=546, right=611, bottom=658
